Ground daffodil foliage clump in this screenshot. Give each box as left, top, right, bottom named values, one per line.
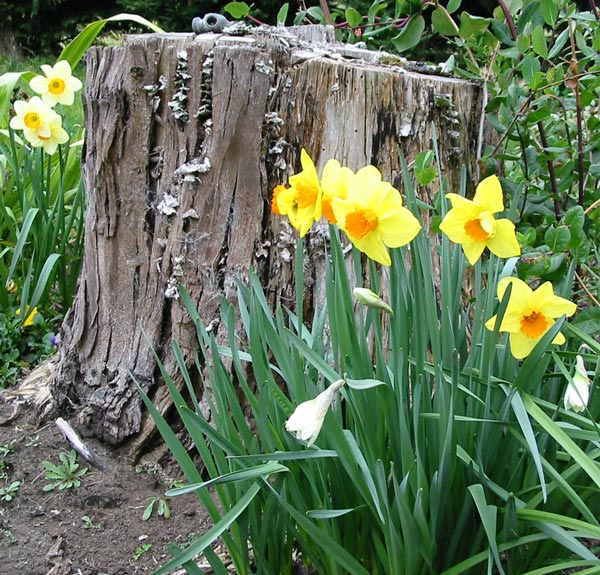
left=0, top=57, right=84, bottom=382
left=142, top=146, right=599, bottom=575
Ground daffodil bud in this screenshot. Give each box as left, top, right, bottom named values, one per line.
left=285, top=379, right=345, bottom=447
left=353, top=287, right=393, bottom=315
left=564, top=355, right=591, bottom=412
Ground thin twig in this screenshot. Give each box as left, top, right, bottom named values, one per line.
left=584, top=196, right=600, bottom=215
left=319, top=0, right=334, bottom=26
left=537, top=122, right=561, bottom=217
left=497, top=0, right=517, bottom=40
left=575, top=270, right=600, bottom=307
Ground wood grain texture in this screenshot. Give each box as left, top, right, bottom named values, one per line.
left=52, top=28, right=486, bottom=446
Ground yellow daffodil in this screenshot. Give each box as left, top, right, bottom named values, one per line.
left=16, top=306, right=38, bottom=327
left=285, top=379, right=345, bottom=447
left=485, top=277, right=576, bottom=359
left=353, top=287, right=393, bottom=315
left=320, top=159, right=353, bottom=224
left=439, top=175, right=521, bottom=265
left=332, top=165, right=421, bottom=266
left=30, top=60, right=83, bottom=107
left=564, top=355, right=591, bottom=412
left=273, top=149, right=321, bottom=237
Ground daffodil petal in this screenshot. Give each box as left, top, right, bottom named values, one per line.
left=509, top=331, right=540, bottom=360
left=460, top=236, right=487, bottom=266
left=472, top=175, right=504, bottom=213
left=487, top=218, right=521, bottom=258
left=533, top=282, right=577, bottom=318
left=378, top=208, right=421, bottom=248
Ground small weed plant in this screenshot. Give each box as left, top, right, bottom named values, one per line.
left=42, top=449, right=88, bottom=491
left=81, top=515, right=102, bottom=529
left=0, top=480, right=20, bottom=502
left=142, top=496, right=172, bottom=521
left=133, top=543, right=152, bottom=561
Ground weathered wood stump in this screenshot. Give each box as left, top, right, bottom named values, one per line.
left=52, top=25, right=486, bottom=450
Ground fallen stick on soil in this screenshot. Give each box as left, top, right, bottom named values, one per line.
left=55, top=417, right=105, bottom=471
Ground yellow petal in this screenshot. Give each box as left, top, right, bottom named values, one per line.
left=460, top=236, right=487, bottom=265
left=487, top=218, right=521, bottom=258
left=472, top=175, right=504, bottom=213
left=497, top=277, right=531, bottom=303
left=445, top=193, right=482, bottom=218
left=508, top=331, right=539, bottom=359
left=378, top=207, right=421, bottom=248
left=352, top=232, right=391, bottom=266
left=533, top=282, right=577, bottom=318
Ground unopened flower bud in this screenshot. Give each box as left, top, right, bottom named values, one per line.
left=353, top=287, right=393, bottom=315
left=285, top=379, right=345, bottom=447
left=564, top=355, right=591, bottom=412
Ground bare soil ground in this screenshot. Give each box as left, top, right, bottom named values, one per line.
left=0, top=395, right=211, bottom=575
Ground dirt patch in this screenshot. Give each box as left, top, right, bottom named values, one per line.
left=0, top=398, right=211, bottom=575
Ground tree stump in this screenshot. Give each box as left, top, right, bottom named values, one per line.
left=52, top=25, right=487, bottom=450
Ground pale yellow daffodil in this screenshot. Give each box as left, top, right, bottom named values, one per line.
left=10, top=97, right=67, bottom=155
left=285, top=379, right=345, bottom=447
left=30, top=60, right=83, bottom=107
left=485, top=277, right=576, bottom=359
left=38, top=112, right=69, bottom=155
left=564, top=355, right=591, bottom=412
left=439, top=175, right=521, bottom=265
left=331, top=166, right=421, bottom=266
left=10, top=96, right=54, bottom=142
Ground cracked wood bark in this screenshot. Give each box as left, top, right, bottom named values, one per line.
left=52, top=27, right=486, bottom=449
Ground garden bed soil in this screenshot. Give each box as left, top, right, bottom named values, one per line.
left=0, top=392, right=211, bottom=575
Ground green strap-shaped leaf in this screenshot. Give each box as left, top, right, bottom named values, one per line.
left=151, top=482, right=261, bottom=575
left=59, top=13, right=165, bottom=69
left=521, top=392, right=600, bottom=490
left=166, top=462, right=289, bottom=496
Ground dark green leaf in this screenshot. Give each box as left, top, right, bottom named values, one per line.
left=459, top=13, right=490, bottom=39
left=532, top=26, right=549, bottom=58
left=540, top=0, right=559, bottom=27
left=392, top=15, right=425, bottom=52
left=544, top=225, right=571, bottom=252
left=519, top=55, right=541, bottom=84
left=432, top=8, right=458, bottom=36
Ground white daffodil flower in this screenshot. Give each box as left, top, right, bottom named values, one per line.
left=30, top=60, right=83, bottom=107
left=564, top=355, right=591, bottom=413
left=285, top=379, right=345, bottom=447
left=353, top=287, right=393, bottom=315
